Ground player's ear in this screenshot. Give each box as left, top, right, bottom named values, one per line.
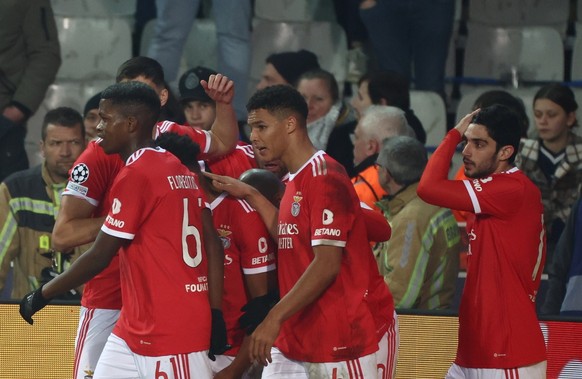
left=286, top=115, right=297, bottom=134
left=126, top=115, right=138, bottom=133
left=498, top=145, right=514, bottom=162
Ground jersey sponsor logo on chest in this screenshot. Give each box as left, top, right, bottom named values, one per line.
left=314, top=228, right=341, bottom=237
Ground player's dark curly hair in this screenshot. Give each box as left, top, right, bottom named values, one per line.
left=472, top=104, right=522, bottom=163
left=246, top=85, right=308, bottom=127
left=101, top=81, right=161, bottom=128
left=154, top=132, right=201, bottom=171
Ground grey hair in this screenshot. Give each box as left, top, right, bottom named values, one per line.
left=359, top=105, right=415, bottom=143
left=377, top=135, right=427, bottom=185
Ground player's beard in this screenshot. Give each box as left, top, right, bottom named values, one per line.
left=463, top=156, right=498, bottom=179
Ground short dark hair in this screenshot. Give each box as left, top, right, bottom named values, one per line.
left=473, top=90, right=529, bottom=138
left=239, top=168, right=285, bottom=207
left=42, top=107, right=85, bottom=141
left=361, top=70, right=410, bottom=110
left=101, top=81, right=161, bottom=129
left=155, top=132, right=201, bottom=170
left=297, top=69, right=339, bottom=103
left=116, top=56, right=165, bottom=88
left=247, top=85, right=308, bottom=125
left=472, top=105, right=522, bottom=163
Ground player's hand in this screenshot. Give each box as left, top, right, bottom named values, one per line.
left=201, top=74, right=234, bottom=105
left=202, top=171, right=256, bottom=200
left=19, top=286, right=50, bottom=325
left=249, top=312, right=281, bottom=366
left=239, top=292, right=279, bottom=335
left=208, top=308, right=231, bottom=361
left=454, top=109, right=480, bottom=136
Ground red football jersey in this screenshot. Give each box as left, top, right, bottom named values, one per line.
left=64, top=140, right=123, bottom=309
left=420, top=130, right=547, bottom=368
left=103, top=147, right=212, bottom=356
left=209, top=193, right=276, bottom=356
left=205, top=143, right=257, bottom=178
left=275, top=151, right=379, bottom=362
left=154, top=121, right=212, bottom=158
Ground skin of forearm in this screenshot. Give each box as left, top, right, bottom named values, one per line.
left=52, top=217, right=105, bottom=252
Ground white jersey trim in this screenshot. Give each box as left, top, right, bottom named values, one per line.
left=62, top=190, right=100, bottom=207
left=209, top=192, right=227, bottom=211
left=288, top=150, right=326, bottom=181
left=312, top=239, right=346, bottom=247
left=243, top=263, right=276, bottom=275
left=201, top=130, right=211, bottom=154
left=101, top=224, right=134, bottom=240
left=462, top=180, right=482, bottom=214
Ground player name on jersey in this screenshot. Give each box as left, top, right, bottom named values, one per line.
left=166, top=174, right=198, bottom=190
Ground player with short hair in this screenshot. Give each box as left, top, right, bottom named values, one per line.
left=50, top=56, right=238, bottom=379
left=417, top=105, right=547, bottom=378
left=155, top=132, right=277, bottom=378
left=207, top=85, right=397, bottom=378
left=20, top=81, right=227, bottom=378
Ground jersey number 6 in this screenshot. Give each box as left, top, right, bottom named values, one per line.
left=182, top=198, right=202, bottom=268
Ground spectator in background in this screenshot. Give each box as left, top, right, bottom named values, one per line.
left=0, top=107, right=86, bottom=300
left=83, top=92, right=102, bottom=142
left=146, top=0, right=252, bottom=123
left=542, top=193, right=582, bottom=316
left=358, top=0, right=455, bottom=100
left=375, top=136, right=460, bottom=310
left=516, top=83, right=582, bottom=263
left=179, top=66, right=218, bottom=131
left=0, top=0, right=61, bottom=182
left=256, top=49, right=320, bottom=90
left=351, top=105, right=415, bottom=210
left=296, top=69, right=356, bottom=150
left=327, top=70, right=426, bottom=176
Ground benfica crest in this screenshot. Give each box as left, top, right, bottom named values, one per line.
left=291, top=195, right=303, bottom=217
left=217, top=229, right=232, bottom=249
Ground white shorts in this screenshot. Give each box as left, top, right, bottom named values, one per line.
left=261, top=347, right=377, bottom=378
left=376, top=311, right=399, bottom=379
left=93, top=333, right=213, bottom=379
left=74, top=306, right=120, bottom=379
left=210, top=354, right=263, bottom=378
left=445, top=361, right=547, bottom=379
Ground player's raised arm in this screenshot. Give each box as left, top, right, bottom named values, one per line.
left=201, top=74, right=238, bottom=159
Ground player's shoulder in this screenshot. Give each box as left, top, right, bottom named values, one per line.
left=294, top=151, right=345, bottom=178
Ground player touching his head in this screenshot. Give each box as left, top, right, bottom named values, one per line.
left=418, top=105, right=547, bottom=378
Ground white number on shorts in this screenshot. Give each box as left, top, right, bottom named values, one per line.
left=182, top=198, right=203, bottom=268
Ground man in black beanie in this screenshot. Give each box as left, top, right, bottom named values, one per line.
left=256, top=49, right=320, bottom=90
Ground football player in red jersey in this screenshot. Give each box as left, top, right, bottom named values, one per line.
left=206, top=85, right=397, bottom=378
left=20, top=81, right=228, bottom=378
left=418, top=106, right=547, bottom=378
left=50, top=56, right=238, bottom=379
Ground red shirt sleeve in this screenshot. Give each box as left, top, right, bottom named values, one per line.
left=417, top=129, right=475, bottom=212
left=360, top=202, right=391, bottom=242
